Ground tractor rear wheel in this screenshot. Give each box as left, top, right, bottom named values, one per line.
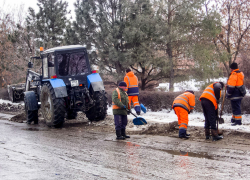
left=40, top=83, right=66, bottom=127
left=85, top=90, right=108, bottom=121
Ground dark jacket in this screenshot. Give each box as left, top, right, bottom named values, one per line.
left=112, top=87, right=130, bottom=115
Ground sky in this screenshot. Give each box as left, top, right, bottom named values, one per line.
left=0, top=0, right=76, bottom=20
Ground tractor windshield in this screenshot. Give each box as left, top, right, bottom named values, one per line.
left=57, top=52, right=89, bottom=76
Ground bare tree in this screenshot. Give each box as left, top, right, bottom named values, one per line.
left=213, top=0, right=250, bottom=74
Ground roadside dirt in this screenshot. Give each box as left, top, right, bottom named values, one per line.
left=4, top=109, right=250, bottom=149
left=1, top=85, right=250, bottom=149
left=3, top=105, right=250, bottom=143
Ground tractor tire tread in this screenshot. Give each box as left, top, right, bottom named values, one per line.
left=24, top=94, right=38, bottom=123
left=86, top=91, right=108, bottom=121
left=41, top=83, right=66, bottom=127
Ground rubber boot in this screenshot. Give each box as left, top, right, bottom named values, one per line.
left=231, top=120, right=242, bottom=126
left=211, top=129, right=223, bottom=141
left=186, top=132, right=190, bottom=137
left=116, top=130, right=125, bottom=140
left=231, top=118, right=235, bottom=123
left=121, top=129, right=130, bottom=138
left=205, top=128, right=211, bottom=140
left=179, top=129, right=189, bottom=139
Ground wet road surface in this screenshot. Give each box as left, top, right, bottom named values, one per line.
left=1, top=119, right=250, bottom=180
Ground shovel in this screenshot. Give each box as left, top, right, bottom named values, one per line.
left=219, top=88, right=226, bottom=124
left=140, top=104, right=147, bottom=113
left=216, top=88, right=226, bottom=136
left=128, top=110, right=147, bottom=125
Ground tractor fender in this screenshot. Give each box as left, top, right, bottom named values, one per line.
left=42, top=79, right=68, bottom=98
left=87, top=73, right=105, bottom=92
left=24, top=91, right=38, bottom=111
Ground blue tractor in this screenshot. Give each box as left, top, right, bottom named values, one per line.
left=24, top=45, right=108, bottom=127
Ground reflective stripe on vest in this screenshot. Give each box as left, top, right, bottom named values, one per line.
left=200, top=83, right=218, bottom=110
left=172, top=92, right=192, bottom=112
left=112, top=88, right=122, bottom=109
left=126, top=76, right=138, bottom=88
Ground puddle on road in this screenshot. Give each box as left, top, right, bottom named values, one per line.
left=21, top=127, right=49, bottom=131
left=22, top=128, right=40, bottom=131
left=152, top=148, right=214, bottom=160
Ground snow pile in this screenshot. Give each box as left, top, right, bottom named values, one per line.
left=108, top=107, right=250, bottom=133
left=0, top=99, right=24, bottom=112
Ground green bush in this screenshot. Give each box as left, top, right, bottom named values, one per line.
left=106, top=89, right=250, bottom=114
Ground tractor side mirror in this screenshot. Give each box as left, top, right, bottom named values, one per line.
left=28, top=62, right=33, bottom=68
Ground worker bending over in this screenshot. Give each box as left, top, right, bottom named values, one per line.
left=172, top=90, right=195, bottom=139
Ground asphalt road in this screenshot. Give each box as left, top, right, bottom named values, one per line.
left=1, top=118, right=250, bottom=180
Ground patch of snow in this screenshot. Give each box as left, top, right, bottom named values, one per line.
left=0, top=99, right=23, bottom=105
left=107, top=107, right=250, bottom=133
left=156, top=77, right=250, bottom=95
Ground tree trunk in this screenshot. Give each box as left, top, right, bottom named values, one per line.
left=0, top=68, right=2, bottom=89
left=167, top=43, right=174, bottom=91
left=167, top=0, right=174, bottom=92
left=141, top=78, right=146, bottom=90
left=115, top=61, right=124, bottom=84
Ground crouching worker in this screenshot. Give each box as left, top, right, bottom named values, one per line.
left=112, top=81, right=131, bottom=140
left=172, top=90, right=195, bottom=139
left=200, top=82, right=224, bottom=141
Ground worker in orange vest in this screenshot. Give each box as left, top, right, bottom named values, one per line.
left=172, top=90, right=195, bottom=139
left=124, top=69, right=140, bottom=115
left=112, top=81, right=131, bottom=140
left=200, top=82, right=224, bottom=141
left=226, top=62, right=245, bottom=126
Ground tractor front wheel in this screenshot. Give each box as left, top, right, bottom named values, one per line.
left=24, top=92, right=38, bottom=124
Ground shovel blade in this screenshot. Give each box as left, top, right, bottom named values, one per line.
left=140, top=104, right=147, bottom=113
left=133, top=117, right=147, bottom=125
left=219, top=117, right=224, bottom=124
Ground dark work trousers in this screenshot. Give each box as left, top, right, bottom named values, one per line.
left=114, top=115, right=128, bottom=130
left=231, top=99, right=242, bottom=116
left=201, top=98, right=217, bottom=130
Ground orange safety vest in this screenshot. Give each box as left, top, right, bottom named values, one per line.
left=112, top=88, right=130, bottom=110
left=172, top=92, right=195, bottom=112
left=199, top=83, right=220, bottom=110
left=124, top=72, right=139, bottom=96
left=227, top=69, right=244, bottom=88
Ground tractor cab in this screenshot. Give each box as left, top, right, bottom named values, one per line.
left=41, top=45, right=92, bottom=87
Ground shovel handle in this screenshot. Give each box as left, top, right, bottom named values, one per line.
left=127, top=109, right=138, bottom=118
left=220, top=88, right=227, bottom=118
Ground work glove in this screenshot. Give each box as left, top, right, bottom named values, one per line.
left=126, top=109, right=131, bottom=115
left=188, top=109, right=193, bottom=114
left=122, top=105, right=126, bottom=109
left=136, top=111, right=140, bottom=115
